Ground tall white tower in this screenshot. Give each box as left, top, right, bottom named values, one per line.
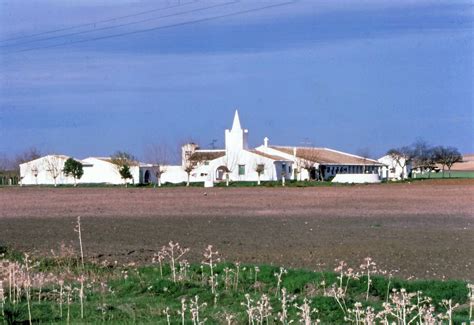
left=225, top=110, right=249, bottom=153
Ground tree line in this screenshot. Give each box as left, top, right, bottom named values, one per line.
left=387, top=140, right=463, bottom=178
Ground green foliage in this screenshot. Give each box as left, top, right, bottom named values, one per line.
left=1, top=258, right=470, bottom=324
left=110, top=151, right=136, bottom=185
left=213, top=180, right=337, bottom=187
left=63, top=158, right=84, bottom=182
left=118, top=165, right=132, bottom=181
left=0, top=243, right=24, bottom=262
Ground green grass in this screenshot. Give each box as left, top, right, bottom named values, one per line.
left=1, top=251, right=471, bottom=324
left=413, top=170, right=474, bottom=179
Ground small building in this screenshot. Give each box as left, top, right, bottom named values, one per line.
left=377, top=155, right=411, bottom=181
left=19, top=155, right=81, bottom=186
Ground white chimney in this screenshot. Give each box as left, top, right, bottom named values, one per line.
left=293, top=147, right=297, bottom=157
left=263, top=137, right=269, bottom=147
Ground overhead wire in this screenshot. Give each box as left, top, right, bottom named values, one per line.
left=0, top=0, right=199, bottom=43
left=0, top=1, right=235, bottom=49
left=6, top=1, right=296, bottom=54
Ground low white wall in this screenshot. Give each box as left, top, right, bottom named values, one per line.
left=161, top=166, right=188, bottom=184
left=332, top=173, right=381, bottom=184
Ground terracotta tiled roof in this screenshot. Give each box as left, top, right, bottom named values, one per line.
left=271, top=146, right=383, bottom=165
left=189, top=150, right=225, bottom=161
left=247, top=150, right=290, bottom=161
left=95, top=157, right=140, bottom=166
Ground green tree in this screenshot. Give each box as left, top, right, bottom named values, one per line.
left=111, top=151, right=136, bottom=187
left=118, top=165, right=133, bottom=186
left=63, top=158, right=84, bottom=186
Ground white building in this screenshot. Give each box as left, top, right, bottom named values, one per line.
left=19, top=110, right=386, bottom=186
left=160, top=111, right=292, bottom=185
left=20, top=155, right=80, bottom=186
left=20, top=155, right=158, bottom=186
left=80, top=157, right=158, bottom=185
left=162, top=111, right=384, bottom=185
left=378, top=155, right=411, bottom=181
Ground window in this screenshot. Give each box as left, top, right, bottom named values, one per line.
left=204, top=161, right=209, bottom=166
left=288, top=165, right=292, bottom=174
left=282, top=163, right=286, bottom=174
left=238, top=164, right=246, bottom=176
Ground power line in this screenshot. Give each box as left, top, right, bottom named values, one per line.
left=1, top=1, right=233, bottom=49
left=7, top=1, right=296, bottom=54
left=0, top=1, right=197, bottom=43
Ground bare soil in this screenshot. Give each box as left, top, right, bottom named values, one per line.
left=1, top=179, right=473, bottom=280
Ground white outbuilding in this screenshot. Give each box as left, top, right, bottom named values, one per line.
left=19, top=154, right=86, bottom=186
left=20, top=155, right=158, bottom=186
left=377, top=155, right=411, bottom=181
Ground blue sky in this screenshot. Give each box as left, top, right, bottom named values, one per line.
left=0, top=0, right=472, bottom=160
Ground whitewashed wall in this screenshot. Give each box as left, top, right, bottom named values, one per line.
left=20, top=155, right=74, bottom=185
left=80, top=157, right=140, bottom=185
left=332, top=174, right=381, bottom=183
left=378, top=155, right=410, bottom=180
left=160, top=166, right=188, bottom=184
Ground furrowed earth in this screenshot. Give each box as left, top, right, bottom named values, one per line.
left=1, top=179, right=473, bottom=281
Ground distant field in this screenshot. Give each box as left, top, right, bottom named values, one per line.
left=414, top=170, right=474, bottom=179
left=1, top=179, right=473, bottom=280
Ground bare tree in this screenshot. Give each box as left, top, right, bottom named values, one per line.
left=221, top=152, right=239, bottom=186
left=300, top=158, right=316, bottom=181
left=15, top=147, right=41, bottom=165
left=356, top=147, right=372, bottom=159
left=145, top=144, right=172, bottom=187
left=31, top=165, right=39, bottom=185
left=45, top=156, right=62, bottom=187
left=434, top=146, right=463, bottom=178
left=0, top=153, right=12, bottom=171
left=293, top=158, right=304, bottom=181
left=184, top=160, right=197, bottom=187
left=14, top=147, right=41, bottom=186
left=411, top=140, right=437, bottom=178
left=387, top=146, right=414, bottom=180
left=253, top=161, right=266, bottom=185
left=295, top=148, right=321, bottom=181
left=0, top=154, right=15, bottom=186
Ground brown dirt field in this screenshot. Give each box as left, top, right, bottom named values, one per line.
left=1, top=179, right=473, bottom=280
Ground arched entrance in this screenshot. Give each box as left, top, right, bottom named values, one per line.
left=216, top=166, right=230, bottom=181
left=144, top=170, right=151, bottom=184
left=309, top=167, right=317, bottom=180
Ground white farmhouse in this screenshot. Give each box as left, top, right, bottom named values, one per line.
left=162, top=111, right=384, bottom=185
left=161, top=111, right=292, bottom=185
left=19, top=111, right=386, bottom=186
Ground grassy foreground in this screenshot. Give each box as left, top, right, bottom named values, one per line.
left=0, top=243, right=472, bottom=325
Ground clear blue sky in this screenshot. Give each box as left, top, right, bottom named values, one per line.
left=0, top=0, right=472, bottom=160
